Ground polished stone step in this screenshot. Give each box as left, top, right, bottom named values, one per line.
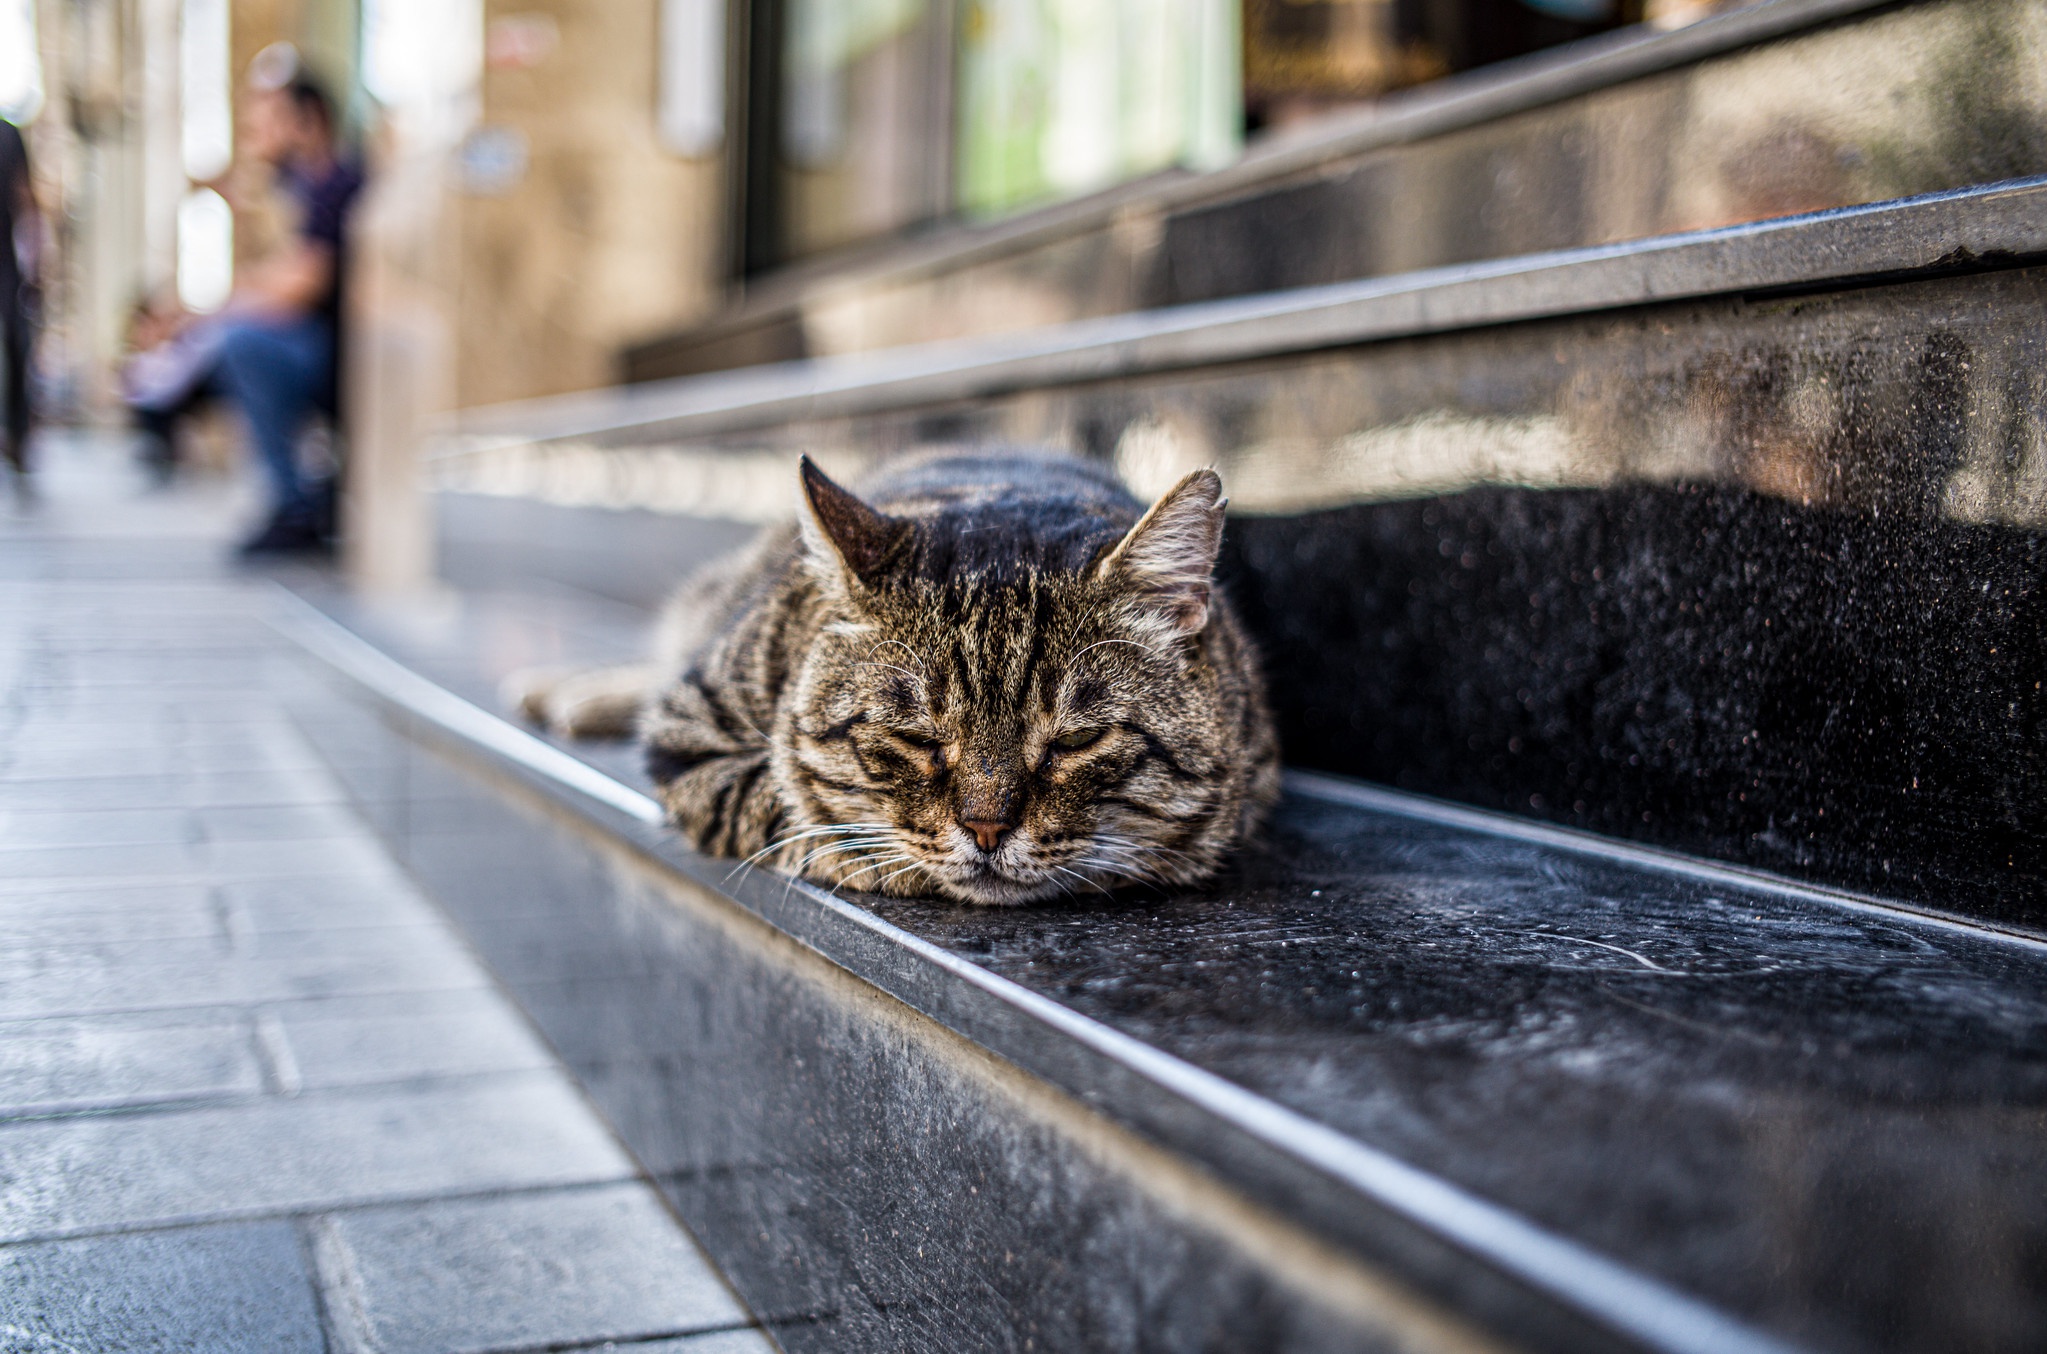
left=274, top=584, right=2047, bottom=1354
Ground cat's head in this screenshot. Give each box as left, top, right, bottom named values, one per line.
left=779, top=457, right=1265, bottom=905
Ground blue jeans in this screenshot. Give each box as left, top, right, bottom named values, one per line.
left=213, top=316, right=332, bottom=516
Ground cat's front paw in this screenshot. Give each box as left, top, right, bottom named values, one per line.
left=501, top=663, right=654, bottom=740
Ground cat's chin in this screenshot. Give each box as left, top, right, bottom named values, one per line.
left=930, top=867, right=1070, bottom=907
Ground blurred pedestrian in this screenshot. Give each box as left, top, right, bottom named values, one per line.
left=211, top=65, right=362, bottom=555
left=0, top=115, right=40, bottom=500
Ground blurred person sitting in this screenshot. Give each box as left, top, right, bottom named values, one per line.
left=121, top=293, right=225, bottom=484
left=211, top=64, right=362, bottom=555
left=1, top=114, right=41, bottom=499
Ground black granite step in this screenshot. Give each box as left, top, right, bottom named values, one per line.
left=430, top=177, right=2047, bottom=926
left=274, top=583, right=2047, bottom=1354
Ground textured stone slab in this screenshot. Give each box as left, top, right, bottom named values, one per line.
left=196, top=801, right=366, bottom=843
left=0, top=925, right=488, bottom=1020
left=0, top=840, right=205, bottom=882
left=0, top=886, right=222, bottom=947
left=314, top=1184, right=749, bottom=1354
left=222, top=876, right=442, bottom=933
left=0, top=1073, right=635, bottom=1241
left=0, top=1220, right=325, bottom=1353
left=628, top=1332, right=781, bottom=1354
left=0, top=737, right=326, bottom=782
left=279, top=994, right=558, bottom=1091
left=0, top=837, right=395, bottom=888
left=0, top=768, right=349, bottom=814
left=0, top=806, right=196, bottom=849
left=0, top=1011, right=263, bottom=1117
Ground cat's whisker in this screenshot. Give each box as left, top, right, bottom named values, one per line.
left=1049, top=864, right=1113, bottom=896
left=796, top=838, right=898, bottom=872
left=854, top=660, right=927, bottom=688
left=822, top=851, right=918, bottom=896
left=867, top=639, right=927, bottom=671
left=727, top=821, right=893, bottom=878
left=872, top=860, right=929, bottom=893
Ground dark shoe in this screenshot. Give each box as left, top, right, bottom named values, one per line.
left=236, top=509, right=330, bottom=557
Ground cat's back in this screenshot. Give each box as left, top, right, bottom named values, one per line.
left=860, top=450, right=1142, bottom=587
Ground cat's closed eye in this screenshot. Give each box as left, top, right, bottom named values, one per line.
left=888, top=729, right=948, bottom=772
left=1049, top=728, right=1105, bottom=752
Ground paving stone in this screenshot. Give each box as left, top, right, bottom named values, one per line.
left=0, top=737, right=326, bottom=783
left=0, top=925, right=488, bottom=1020
left=315, top=1184, right=748, bottom=1354
left=0, top=1011, right=263, bottom=1117
left=222, top=876, right=442, bottom=932
left=0, top=806, right=196, bottom=849
left=0, top=887, right=222, bottom=947
left=628, top=1331, right=781, bottom=1354
left=279, top=997, right=557, bottom=1090
left=0, top=1073, right=636, bottom=1241
left=0, top=1220, right=325, bottom=1353
left=0, top=768, right=349, bottom=814
left=195, top=800, right=365, bottom=843
left=197, top=833, right=401, bottom=879
left=0, top=840, right=207, bottom=883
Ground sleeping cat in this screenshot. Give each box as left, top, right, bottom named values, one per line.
left=515, top=451, right=1279, bottom=905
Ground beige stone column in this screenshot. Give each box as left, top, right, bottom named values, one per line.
left=343, top=137, right=456, bottom=592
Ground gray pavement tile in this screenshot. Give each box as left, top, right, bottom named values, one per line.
left=0, top=1072, right=636, bottom=1241
left=259, top=986, right=537, bottom=1027
left=0, top=722, right=296, bottom=756
left=0, top=807, right=196, bottom=849
left=277, top=999, right=557, bottom=1091
left=195, top=801, right=364, bottom=843
left=629, top=1331, right=781, bottom=1354
left=0, top=925, right=488, bottom=1020
left=0, top=768, right=349, bottom=814
left=197, top=834, right=400, bottom=879
left=0, top=840, right=205, bottom=882
left=0, top=1220, right=325, bottom=1353
left=314, top=1184, right=748, bottom=1354
left=0, top=881, right=213, bottom=916
left=0, top=889, right=223, bottom=948
left=222, top=877, right=440, bottom=932
left=0, top=1012, right=262, bottom=1118
left=0, top=840, right=401, bottom=895
left=0, top=738, right=327, bottom=782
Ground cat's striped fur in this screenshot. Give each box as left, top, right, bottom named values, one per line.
left=641, top=451, right=1279, bottom=905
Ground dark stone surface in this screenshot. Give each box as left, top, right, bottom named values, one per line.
left=287, top=604, right=2047, bottom=1354
left=0, top=1221, right=327, bottom=1354
left=293, top=689, right=1471, bottom=1354
left=1219, top=483, right=2047, bottom=928
left=864, top=793, right=2047, bottom=1354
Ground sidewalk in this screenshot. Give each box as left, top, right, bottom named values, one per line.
left=0, top=434, right=772, bottom=1354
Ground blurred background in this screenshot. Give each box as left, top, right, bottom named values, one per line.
left=5, top=0, right=1954, bottom=547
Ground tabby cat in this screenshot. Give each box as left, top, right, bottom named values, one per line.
left=524, top=451, right=1279, bottom=905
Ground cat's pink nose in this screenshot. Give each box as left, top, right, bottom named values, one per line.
left=960, top=819, right=1011, bottom=853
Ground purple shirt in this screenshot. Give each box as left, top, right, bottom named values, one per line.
left=282, top=156, right=364, bottom=322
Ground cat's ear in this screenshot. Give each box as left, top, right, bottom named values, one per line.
left=797, top=456, right=908, bottom=591
left=1097, top=469, right=1227, bottom=637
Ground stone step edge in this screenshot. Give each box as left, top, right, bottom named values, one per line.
left=442, top=175, right=2047, bottom=453
left=269, top=585, right=1816, bottom=1354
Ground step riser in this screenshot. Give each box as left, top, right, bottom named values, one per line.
left=287, top=664, right=1552, bottom=1354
